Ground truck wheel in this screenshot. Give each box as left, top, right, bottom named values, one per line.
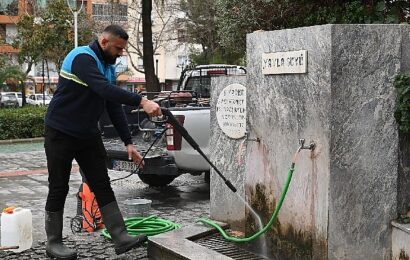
left=138, top=174, right=176, bottom=187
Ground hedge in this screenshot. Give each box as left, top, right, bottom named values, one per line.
left=0, top=106, right=47, bottom=140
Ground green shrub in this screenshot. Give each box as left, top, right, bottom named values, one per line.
left=0, top=106, right=47, bottom=140
left=395, top=73, right=410, bottom=133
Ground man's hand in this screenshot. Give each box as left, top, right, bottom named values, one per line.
left=140, top=97, right=161, bottom=116
left=126, top=144, right=144, bottom=168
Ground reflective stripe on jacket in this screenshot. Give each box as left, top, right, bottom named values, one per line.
left=60, top=46, right=116, bottom=85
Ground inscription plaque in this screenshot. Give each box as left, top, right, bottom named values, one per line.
left=216, top=83, right=246, bottom=139
left=262, top=50, right=308, bottom=74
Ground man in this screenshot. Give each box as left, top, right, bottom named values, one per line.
left=44, top=25, right=161, bottom=259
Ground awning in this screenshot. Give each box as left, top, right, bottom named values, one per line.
left=33, top=76, right=59, bottom=84
left=127, top=76, right=145, bottom=83
left=116, top=75, right=145, bottom=83
left=117, top=74, right=129, bottom=82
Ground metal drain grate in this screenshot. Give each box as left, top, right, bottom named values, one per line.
left=194, top=233, right=269, bottom=260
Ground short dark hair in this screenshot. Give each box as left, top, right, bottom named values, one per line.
left=103, top=25, right=129, bottom=41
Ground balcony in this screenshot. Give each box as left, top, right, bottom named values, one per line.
left=92, top=3, right=127, bottom=22
left=93, top=15, right=127, bottom=22
left=0, top=0, right=25, bottom=24
left=0, top=0, right=18, bottom=16
left=0, top=44, right=19, bottom=53
left=0, top=15, right=19, bottom=24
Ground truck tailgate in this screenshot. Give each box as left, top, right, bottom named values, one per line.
left=167, top=107, right=210, bottom=172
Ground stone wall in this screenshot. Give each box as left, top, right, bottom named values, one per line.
left=398, top=26, right=410, bottom=220
left=246, top=25, right=333, bottom=259
left=209, top=75, right=247, bottom=231
left=244, top=24, right=410, bottom=259
left=208, top=24, right=410, bottom=259
left=327, top=25, right=405, bottom=260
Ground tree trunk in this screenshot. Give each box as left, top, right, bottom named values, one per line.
left=22, top=61, right=34, bottom=107
left=142, top=0, right=160, bottom=99
left=21, top=83, right=26, bottom=106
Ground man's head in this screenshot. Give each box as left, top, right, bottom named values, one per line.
left=98, top=25, right=129, bottom=64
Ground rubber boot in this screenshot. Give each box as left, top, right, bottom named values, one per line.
left=100, top=201, right=147, bottom=255
left=45, top=210, right=77, bottom=260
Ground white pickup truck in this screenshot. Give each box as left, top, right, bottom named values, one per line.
left=165, top=107, right=210, bottom=173
left=105, top=65, right=245, bottom=186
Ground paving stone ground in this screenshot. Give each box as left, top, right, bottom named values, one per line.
left=0, top=141, right=210, bottom=259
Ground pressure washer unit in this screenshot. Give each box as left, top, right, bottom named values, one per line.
left=71, top=181, right=104, bottom=233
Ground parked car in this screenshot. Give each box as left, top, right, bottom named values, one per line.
left=3, top=92, right=23, bottom=107
left=0, top=92, right=19, bottom=108
left=27, top=94, right=51, bottom=106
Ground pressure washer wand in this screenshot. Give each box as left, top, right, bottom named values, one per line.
left=161, top=108, right=237, bottom=193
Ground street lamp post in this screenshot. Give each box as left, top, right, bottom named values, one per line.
left=42, top=60, right=45, bottom=106
left=67, top=0, right=84, bottom=48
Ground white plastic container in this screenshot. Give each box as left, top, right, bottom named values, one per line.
left=1, top=207, right=33, bottom=252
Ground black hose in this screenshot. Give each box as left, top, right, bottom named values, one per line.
left=109, top=127, right=167, bottom=183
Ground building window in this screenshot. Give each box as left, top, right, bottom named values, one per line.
left=137, top=58, right=144, bottom=70
left=177, top=55, right=188, bottom=68
left=177, top=29, right=187, bottom=43
left=92, top=3, right=128, bottom=22
left=67, top=0, right=84, bottom=10
left=31, top=0, right=53, bottom=13
left=115, top=56, right=128, bottom=73
left=34, top=62, right=58, bottom=77
left=36, top=0, right=48, bottom=9
left=0, top=25, right=6, bottom=43
left=0, top=0, right=18, bottom=16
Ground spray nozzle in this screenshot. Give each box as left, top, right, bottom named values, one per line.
left=298, top=139, right=315, bottom=151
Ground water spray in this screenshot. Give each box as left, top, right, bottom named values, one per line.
left=198, top=138, right=315, bottom=242
left=162, top=108, right=316, bottom=242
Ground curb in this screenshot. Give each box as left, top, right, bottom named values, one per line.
left=0, top=137, right=44, bottom=145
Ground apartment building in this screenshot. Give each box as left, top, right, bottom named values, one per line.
left=127, top=0, right=200, bottom=92
left=0, top=0, right=94, bottom=93
left=92, top=0, right=129, bottom=81
left=0, top=0, right=93, bottom=54
left=0, top=0, right=27, bottom=57
left=1, top=0, right=195, bottom=93
left=0, top=0, right=32, bottom=92
left=92, top=0, right=127, bottom=24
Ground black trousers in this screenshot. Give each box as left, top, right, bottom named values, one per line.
left=44, top=126, right=115, bottom=212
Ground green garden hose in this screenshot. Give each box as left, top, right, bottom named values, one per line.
left=197, top=164, right=295, bottom=243
left=102, top=215, right=181, bottom=239
left=102, top=152, right=300, bottom=243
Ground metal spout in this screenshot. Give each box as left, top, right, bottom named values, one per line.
left=299, top=139, right=315, bottom=150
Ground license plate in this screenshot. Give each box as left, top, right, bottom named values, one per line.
left=112, top=160, right=138, bottom=172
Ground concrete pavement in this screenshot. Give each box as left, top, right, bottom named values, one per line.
left=0, top=141, right=210, bottom=259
